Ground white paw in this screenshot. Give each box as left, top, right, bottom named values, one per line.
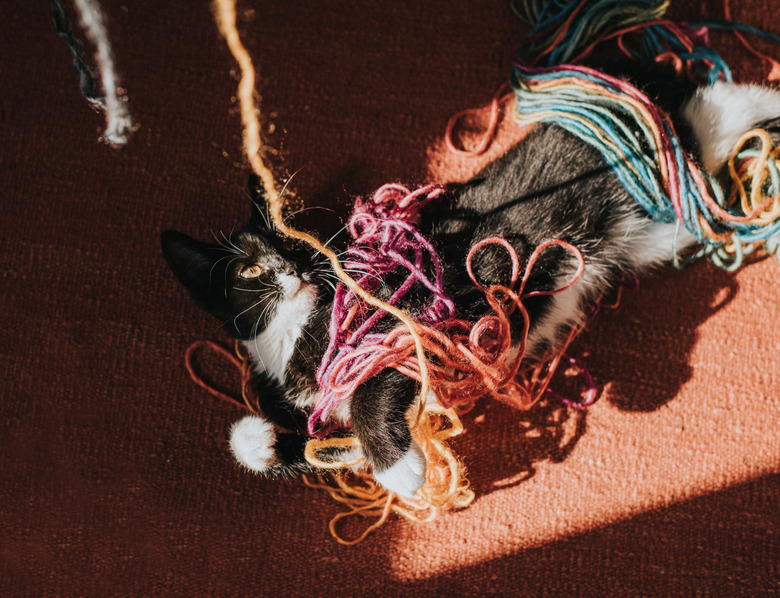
left=373, top=442, right=427, bottom=498
left=229, top=415, right=277, bottom=472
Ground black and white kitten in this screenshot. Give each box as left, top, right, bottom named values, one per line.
left=161, top=79, right=780, bottom=498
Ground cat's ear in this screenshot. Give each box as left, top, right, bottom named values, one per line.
left=160, top=230, right=222, bottom=301
left=248, top=174, right=272, bottom=229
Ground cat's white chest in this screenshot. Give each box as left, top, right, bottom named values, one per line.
left=242, top=285, right=318, bottom=383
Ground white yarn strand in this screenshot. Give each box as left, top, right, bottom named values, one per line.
left=73, top=0, right=136, bottom=147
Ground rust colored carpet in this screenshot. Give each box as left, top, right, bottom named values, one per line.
left=1, top=1, right=778, bottom=595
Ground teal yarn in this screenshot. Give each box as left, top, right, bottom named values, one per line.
left=511, top=0, right=780, bottom=268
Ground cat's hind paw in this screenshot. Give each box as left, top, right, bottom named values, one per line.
left=373, top=442, right=427, bottom=498
left=229, top=415, right=277, bottom=472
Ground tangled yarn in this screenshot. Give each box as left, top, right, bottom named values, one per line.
left=310, top=184, right=450, bottom=437
left=511, top=0, right=780, bottom=268
left=312, top=183, right=590, bottom=429
left=303, top=183, right=590, bottom=543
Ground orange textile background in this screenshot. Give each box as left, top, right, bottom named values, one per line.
left=1, top=1, right=778, bottom=595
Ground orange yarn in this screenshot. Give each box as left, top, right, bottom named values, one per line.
left=185, top=340, right=259, bottom=415
left=303, top=404, right=473, bottom=545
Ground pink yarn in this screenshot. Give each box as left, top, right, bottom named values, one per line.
left=309, top=185, right=599, bottom=436
left=309, top=184, right=450, bottom=436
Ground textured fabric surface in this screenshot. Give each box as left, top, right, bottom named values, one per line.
left=1, top=1, right=778, bottom=595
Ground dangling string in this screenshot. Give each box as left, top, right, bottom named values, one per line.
left=50, top=0, right=103, bottom=107
left=210, top=0, right=434, bottom=447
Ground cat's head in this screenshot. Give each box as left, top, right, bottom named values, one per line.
left=161, top=176, right=329, bottom=340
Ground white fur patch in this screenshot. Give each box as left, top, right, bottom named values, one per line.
left=229, top=415, right=277, bottom=472
left=683, top=81, right=780, bottom=173
left=525, top=212, right=697, bottom=359
left=242, top=283, right=318, bottom=383
left=616, top=212, right=697, bottom=271
left=373, top=441, right=426, bottom=498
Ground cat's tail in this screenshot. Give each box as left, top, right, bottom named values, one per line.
left=682, top=81, right=780, bottom=176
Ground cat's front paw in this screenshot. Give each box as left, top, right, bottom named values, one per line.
left=373, top=442, right=426, bottom=498
left=229, top=415, right=277, bottom=472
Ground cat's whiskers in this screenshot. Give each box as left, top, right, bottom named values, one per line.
left=285, top=205, right=336, bottom=219
left=297, top=321, right=318, bottom=353
left=210, top=229, right=246, bottom=256
left=311, top=225, right=348, bottom=261
left=220, top=230, right=246, bottom=256
left=251, top=197, right=272, bottom=229
left=232, top=286, right=279, bottom=331
left=205, top=254, right=244, bottom=295
left=232, top=277, right=276, bottom=292
left=337, top=267, right=388, bottom=290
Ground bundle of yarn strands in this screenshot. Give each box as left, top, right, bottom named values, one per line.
left=510, top=0, right=780, bottom=269
left=207, top=0, right=780, bottom=544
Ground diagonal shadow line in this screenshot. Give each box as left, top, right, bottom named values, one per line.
left=400, top=473, right=780, bottom=596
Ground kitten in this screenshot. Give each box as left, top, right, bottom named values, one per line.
left=161, top=79, right=780, bottom=497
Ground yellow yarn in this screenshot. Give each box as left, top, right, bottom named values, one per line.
left=303, top=404, right=474, bottom=545
left=211, top=0, right=431, bottom=428
left=727, top=128, right=780, bottom=227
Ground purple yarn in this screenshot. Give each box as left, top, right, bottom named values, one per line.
left=309, top=184, right=454, bottom=437
left=545, top=355, right=597, bottom=409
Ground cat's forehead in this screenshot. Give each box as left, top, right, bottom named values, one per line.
left=234, top=228, right=281, bottom=255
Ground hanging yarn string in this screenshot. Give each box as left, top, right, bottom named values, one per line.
left=211, top=0, right=435, bottom=440
left=50, top=0, right=103, bottom=108
left=51, top=0, right=136, bottom=147
left=510, top=0, right=780, bottom=268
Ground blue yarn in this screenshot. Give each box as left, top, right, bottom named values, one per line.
left=514, top=65, right=780, bottom=248
left=511, top=0, right=780, bottom=266
left=691, top=20, right=780, bottom=47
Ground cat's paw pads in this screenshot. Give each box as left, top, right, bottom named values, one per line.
left=373, top=442, right=427, bottom=498
left=229, top=415, right=277, bottom=472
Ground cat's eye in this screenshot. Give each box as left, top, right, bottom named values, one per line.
left=239, top=264, right=268, bottom=279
